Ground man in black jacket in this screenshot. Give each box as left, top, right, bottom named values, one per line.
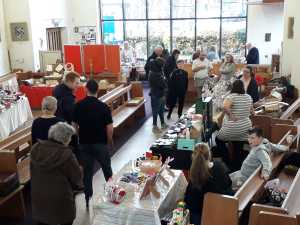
left=144, top=46, right=163, bottom=80
left=164, top=49, right=180, bottom=80
left=246, top=43, right=260, bottom=64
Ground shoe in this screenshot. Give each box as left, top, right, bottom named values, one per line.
left=167, top=114, right=171, bottom=120
left=152, top=125, right=161, bottom=133
left=161, top=123, right=169, bottom=129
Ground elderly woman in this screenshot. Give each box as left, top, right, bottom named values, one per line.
left=31, top=96, right=63, bottom=144
left=215, top=80, right=253, bottom=171
left=240, top=66, right=259, bottom=103
left=219, top=53, right=236, bottom=81
left=31, top=122, right=83, bottom=225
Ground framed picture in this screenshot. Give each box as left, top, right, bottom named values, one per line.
left=288, top=17, right=294, bottom=39
left=10, top=22, right=29, bottom=41
left=265, top=33, right=271, bottom=42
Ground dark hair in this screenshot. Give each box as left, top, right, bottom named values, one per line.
left=245, top=66, right=254, bottom=77
left=231, top=80, right=245, bottom=94
left=65, top=72, right=80, bottom=83
left=86, top=79, right=98, bottom=95
left=172, top=49, right=180, bottom=56
left=248, top=127, right=263, bottom=137
left=177, top=59, right=184, bottom=64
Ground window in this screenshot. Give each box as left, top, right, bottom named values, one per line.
left=222, top=0, right=247, bottom=17
left=102, top=21, right=123, bottom=44
left=101, top=0, right=123, bottom=20
left=148, top=20, right=171, bottom=54
left=172, top=0, right=195, bottom=18
left=197, top=0, right=221, bottom=18
left=148, top=0, right=170, bottom=19
left=124, top=0, right=146, bottom=19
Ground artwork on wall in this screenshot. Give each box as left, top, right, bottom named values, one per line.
left=288, top=17, right=294, bottom=39
left=10, top=22, right=29, bottom=41
left=265, top=33, right=271, bottom=42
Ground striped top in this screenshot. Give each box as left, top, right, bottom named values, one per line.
left=217, top=93, right=253, bottom=141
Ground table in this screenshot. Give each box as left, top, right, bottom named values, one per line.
left=0, top=97, right=33, bottom=140
left=20, top=85, right=86, bottom=109
left=92, top=162, right=187, bottom=225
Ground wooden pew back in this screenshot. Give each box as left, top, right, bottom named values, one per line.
left=280, top=98, right=300, bottom=120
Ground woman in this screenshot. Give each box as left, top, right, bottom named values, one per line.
left=31, top=122, right=83, bottom=225
left=219, top=53, right=236, bottom=81
left=149, top=57, right=168, bottom=132
left=31, top=96, right=63, bottom=144
left=240, top=66, right=259, bottom=103
left=216, top=80, right=253, bottom=171
left=185, top=143, right=233, bottom=225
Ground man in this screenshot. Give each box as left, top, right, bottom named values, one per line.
left=192, top=51, right=213, bottom=98
left=121, top=41, right=136, bottom=64
left=163, top=49, right=180, bottom=80
left=53, top=72, right=80, bottom=124
left=73, top=79, right=113, bottom=209
left=144, top=46, right=163, bottom=79
left=246, top=43, right=260, bottom=64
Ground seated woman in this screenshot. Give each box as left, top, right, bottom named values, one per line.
left=31, top=122, right=83, bottom=225
left=31, top=96, right=63, bottom=144
left=216, top=80, right=253, bottom=171
left=240, top=66, right=259, bottom=103
left=219, top=53, right=236, bottom=81
left=185, top=143, right=233, bottom=225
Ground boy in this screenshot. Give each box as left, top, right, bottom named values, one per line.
left=167, top=60, right=188, bottom=119
left=230, top=127, right=289, bottom=188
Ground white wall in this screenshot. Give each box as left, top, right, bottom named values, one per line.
left=3, top=0, right=34, bottom=71
left=247, top=3, right=284, bottom=64
left=282, top=0, right=300, bottom=89
left=0, top=0, right=10, bottom=76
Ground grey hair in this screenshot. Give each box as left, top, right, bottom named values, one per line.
left=42, top=96, right=57, bottom=112
left=48, top=122, right=75, bottom=145
left=155, top=46, right=163, bottom=51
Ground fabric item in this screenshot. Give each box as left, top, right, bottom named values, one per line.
left=79, top=144, right=112, bottom=200
left=31, top=117, right=64, bottom=144
left=219, top=63, right=236, bottom=80
left=169, top=69, right=188, bottom=96
left=144, top=52, right=160, bottom=79
left=149, top=71, right=167, bottom=98
left=121, top=47, right=136, bottom=64
left=217, top=93, right=252, bottom=141
left=246, top=47, right=260, bottom=64
left=73, top=96, right=113, bottom=144
left=163, top=55, right=177, bottom=80
left=240, top=77, right=259, bottom=103
left=31, top=140, right=83, bottom=225
left=184, top=160, right=234, bottom=219
left=0, top=97, right=33, bottom=140
left=168, top=95, right=185, bottom=118
left=37, top=222, right=73, bottom=225
left=151, top=96, right=165, bottom=126
left=192, top=58, right=212, bottom=80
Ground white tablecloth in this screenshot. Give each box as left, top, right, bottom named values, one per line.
left=1, top=76, right=19, bottom=92
left=0, top=97, right=33, bottom=140
left=93, top=162, right=188, bottom=225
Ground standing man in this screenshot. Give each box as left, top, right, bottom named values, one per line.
left=192, top=52, right=213, bottom=98
left=164, top=49, right=180, bottom=80
left=144, top=46, right=163, bottom=80
left=246, top=43, right=260, bottom=64
left=73, top=79, right=113, bottom=209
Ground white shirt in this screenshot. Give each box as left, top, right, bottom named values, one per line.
left=192, top=58, right=213, bottom=79
left=121, top=47, right=136, bottom=64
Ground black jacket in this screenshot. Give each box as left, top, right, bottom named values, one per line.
left=149, top=71, right=167, bottom=98
left=144, top=53, right=160, bottom=78
left=246, top=78, right=259, bottom=103
left=169, top=69, right=188, bottom=96
left=53, top=83, right=76, bottom=124
left=246, top=47, right=260, bottom=64
left=163, top=55, right=177, bottom=80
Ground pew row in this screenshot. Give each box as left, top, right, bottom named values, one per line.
left=201, top=124, right=298, bottom=225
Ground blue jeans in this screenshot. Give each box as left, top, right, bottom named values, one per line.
left=151, top=96, right=165, bottom=126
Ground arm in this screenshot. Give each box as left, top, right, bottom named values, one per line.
left=106, top=123, right=114, bottom=147
left=62, top=95, right=76, bottom=123
left=257, top=150, right=272, bottom=180
left=223, top=98, right=237, bottom=121
left=192, top=61, right=207, bottom=73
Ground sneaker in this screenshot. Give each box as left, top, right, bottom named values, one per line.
left=152, top=125, right=161, bottom=133
left=161, top=123, right=169, bottom=130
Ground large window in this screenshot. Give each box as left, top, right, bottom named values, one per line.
left=100, top=0, right=247, bottom=62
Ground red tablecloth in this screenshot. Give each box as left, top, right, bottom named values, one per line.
left=20, top=85, right=86, bottom=109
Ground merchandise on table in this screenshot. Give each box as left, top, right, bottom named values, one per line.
left=0, top=89, right=23, bottom=112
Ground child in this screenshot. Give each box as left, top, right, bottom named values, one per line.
left=167, top=60, right=188, bottom=119
left=230, top=127, right=289, bottom=188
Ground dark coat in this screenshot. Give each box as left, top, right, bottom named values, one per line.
left=163, top=55, right=177, bottom=80
left=149, top=71, right=167, bottom=98
left=144, top=52, right=160, bottom=78
left=246, top=47, right=260, bottom=64
left=31, top=140, right=83, bottom=225
left=53, top=83, right=76, bottom=124
left=169, top=69, right=188, bottom=96
left=246, top=78, right=259, bottom=103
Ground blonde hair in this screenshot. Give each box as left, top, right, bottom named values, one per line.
left=190, top=143, right=212, bottom=189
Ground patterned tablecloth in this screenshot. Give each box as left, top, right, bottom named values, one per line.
left=0, top=96, right=33, bottom=140
left=92, top=162, right=188, bottom=225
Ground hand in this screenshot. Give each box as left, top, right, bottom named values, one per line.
left=261, top=173, right=269, bottom=181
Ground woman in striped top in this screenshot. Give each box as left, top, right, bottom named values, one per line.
left=215, top=80, right=253, bottom=171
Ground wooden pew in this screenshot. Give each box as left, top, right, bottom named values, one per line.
left=201, top=124, right=297, bottom=225
left=280, top=98, right=300, bottom=120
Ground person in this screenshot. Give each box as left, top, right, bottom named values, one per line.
left=246, top=43, right=260, bottom=64
left=192, top=51, right=213, bottom=98
left=53, top=72, right=80, bottom=124
left=144, top=46, right=163, bottom=79
left=163, top=49, right=180, bottom=80
left=121, top=41, right=136, bottom=64
left=149, top=57, right=168, bottom=132
left=230, top=127, right=289, bottom=189
left=192, top=48, right=201, bottom=61
left=219, top=53, right=236, bottom=81
left=31, top=96, right=63, bottom=144
left=31, top=122, right=83, bottom=225
left=184, top=143, right=233, bottom=225
left=72, top=79, right=113, bottom=209
left=207, top=46, right=219, bottom=62
left=240, top=66, right=259, bottom=103
left=167, top=60, right=188, bottom=119
left=216, top=80, right=253, bottom=171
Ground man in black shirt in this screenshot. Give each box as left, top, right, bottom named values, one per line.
left=73, top=79, right=113, bottom=209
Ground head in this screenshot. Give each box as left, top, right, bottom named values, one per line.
left=190, top=143, right=212, bottom=189
left=177, top=59, right=185, bottom=70
left=64, top=72, right=80, bottom=90
left=154, top=46, right=163, bottom=57
left=48, top=122, right=75, bottom=146
left=86, top=79, right=98, bottom=96
left=243, top=66, right=253, bottom=79
left=246, top=43, right=252, bottom=50
left=41, top=96, right=57, bottom=116
left=248, top=127, right=264, bottom=148
left=172, top=49, right=181, bottom=60
left=124, top=41, right=129, bottom=50
left=209, top=46, right=216, bottom=52
left=225, top=53, right=234, bottom=63
left=231, top=80, right=245, bottom=94
left=199, top=51, right=207, bottom=61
